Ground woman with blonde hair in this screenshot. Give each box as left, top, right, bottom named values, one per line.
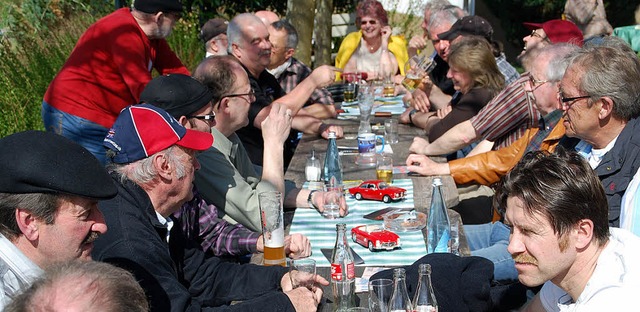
left=407, top=36, right=505, bottom=144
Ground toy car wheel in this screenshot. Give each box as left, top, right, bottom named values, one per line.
left=383, top=195, right=391, bottom=203
left=355, top=193, right=362, bottom=200
left=368, top=241, right=374, bottom=252
left=352, top=233, right=357, bottom=242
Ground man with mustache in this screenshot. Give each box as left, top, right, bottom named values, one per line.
left=93, top=104, right=326, bottom=311
left=0, top=131, right=117, bottom=308
left=496, top=150, right=640, bottom=311
left=228, top=13, right=343, bottom=169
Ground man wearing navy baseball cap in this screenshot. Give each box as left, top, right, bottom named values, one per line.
left=0, top=131, right=117, bottom=308
left=94, top=104, right=325, bottom=310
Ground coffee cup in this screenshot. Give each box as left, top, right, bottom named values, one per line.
left=357, top=133, right=385, bottom=154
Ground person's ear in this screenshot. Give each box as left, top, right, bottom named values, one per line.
left=15, top=208, right=41, bottom=241
left=598, top=96, right=614, bottom=120
left=154, top=12, right=164, bottom=24
left=153, top=152, right=173, bottom=180
left=178, top=116, right=192, bottom=128
left=219, top=98, right=232, bottom=113
left=285, top=47, right=295, bottom=59
left=210, top=41, right=219, bottom=53
left=574, top=219, right=594, bottom=249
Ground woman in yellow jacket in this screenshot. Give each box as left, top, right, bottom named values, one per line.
left=334, top=0, right=408, bottom=81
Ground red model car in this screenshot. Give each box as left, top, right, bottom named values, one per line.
left=351, top=225, right=401, bottom=251
left=348, top=180, right=406, bottom=203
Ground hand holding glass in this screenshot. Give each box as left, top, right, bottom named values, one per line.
left=289, top=258, right=316, bottom=290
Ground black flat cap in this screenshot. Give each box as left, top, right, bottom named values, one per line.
left=0, top=131, right=117, bottom=199
left=140, top=74, right=213, bottom=118
left=438, top=16, right=494, bottom=42
left=134, top=0, right=182, bottom=14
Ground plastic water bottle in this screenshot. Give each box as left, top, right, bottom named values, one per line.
left=388, top=268, right=412, bottom=312
left=427, top=178, right=451, bottom=253
left=330, top=223, right=355, bottom=311
left=322, top=131, right=343, bottom=185
left=413, top=264, right=438, bottom=312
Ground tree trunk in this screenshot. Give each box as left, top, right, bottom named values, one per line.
left=287, top=0, right=317, bottom=67
left=314, top=0, right=333, bottom=67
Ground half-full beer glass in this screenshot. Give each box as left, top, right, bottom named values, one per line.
left=259, top=191, right=286, bottom=266
left=401, top=52, right=437, bottom=92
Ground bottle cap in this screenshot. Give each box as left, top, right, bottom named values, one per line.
left=328, top=131, right=337, bottom=139
left=432, top=177, right=442, bottom=186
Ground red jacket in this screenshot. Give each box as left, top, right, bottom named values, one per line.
left=44, top=8, right=189, bottom=128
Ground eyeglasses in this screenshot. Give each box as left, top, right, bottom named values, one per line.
left=187, top=113, right=215, bottom=121
left=528, top=74, right=548, bottom=88
left=559, top=91, right=591, bottom=108
left=360, top=20, right=378, bottom=26
left=530, top=30, right=547, bottom=41
left=221, top=90, right=256, bottom=103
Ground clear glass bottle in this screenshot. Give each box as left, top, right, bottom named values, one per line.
left=427, top=178, right=451, bottom=254
left=322, top=131, right=343, bottom=185
left=413, top=264, right=438, bottom=312
left=330, top=223, right=355, bottom=311
left=388, top=268, right=412, bottom=312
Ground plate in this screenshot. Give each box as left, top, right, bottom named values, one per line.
left=382, top=211, right=426, bottom=232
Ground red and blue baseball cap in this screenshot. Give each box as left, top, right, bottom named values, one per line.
left=104, top=104, right=213, bottom=164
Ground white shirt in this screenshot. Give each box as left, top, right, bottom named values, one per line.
left=539, top=228, right=640, bottom=311
left=0, top=233, right=43, bottom=309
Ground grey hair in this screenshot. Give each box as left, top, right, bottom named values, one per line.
left=271, top=19, right=298, bottom=49
left=424, top=0, right=452, bottom=12
left=0, top=193, right=60, bottom=239
left=566, top=46, right=640, bottom=120
left=4, top=261, right=149, bottom=312
left=227, top=13, right=262, bottom=52
left=539, top=43, right=580, bottom=82
left=584, top=35, right=636, bottom=58
left=109, top=145, right=187, bottom=185
left=427, top=8, right=459, bottom=34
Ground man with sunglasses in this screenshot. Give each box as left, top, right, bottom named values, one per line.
left=140, top=73, right=313, bottom=260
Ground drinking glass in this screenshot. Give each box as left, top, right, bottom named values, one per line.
left=288, top=258, right=316, bottom=290
left=384, top=119, right=399, bottom=144
left=368, top=278, right=393, bottom=312
left=259, top=191, right=285, bottom=266
left=322, top=184, right=345, bottom=219
left=376, top=154, right=393, bottom=184
left=344, top=82, right=357, bottom=103
left=401, top=53, right=436, bottom=92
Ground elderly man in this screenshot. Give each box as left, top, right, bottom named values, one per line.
left=42, top=0, right=189, bottom=164
left=0, top=131, right=117, bottom=308
left=407, top=0, right=453, bottom=58
left=93, top=104, right=326, bottom=311
left=267, top=20, right=335, bottom=119
left=191, top=56, right=347, bottom=231
left=498, top=150, right=640, bottom=311
left=200, top=18, right=228, bottom=57
left=141, top=73, right=316, bottom=253
left=255, top=10, right=280, bottom=26
left=410, top=19, right=583, bottom=156
left=4, top=261, right=148, bottom=312
left=228, top=13, right=342, bottom=168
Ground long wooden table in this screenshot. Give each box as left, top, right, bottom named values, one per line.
left=283, top=118, right=468, bottom=311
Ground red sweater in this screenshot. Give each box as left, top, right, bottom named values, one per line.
left=44, top=8, right=190, bottom=128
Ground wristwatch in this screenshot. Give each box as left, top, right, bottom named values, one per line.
left=409, top=109, right=418, bottom=124
left=307, top=190, right=319, bottom=210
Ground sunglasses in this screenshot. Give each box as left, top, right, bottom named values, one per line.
left=187, top=113, right=215, bottom=121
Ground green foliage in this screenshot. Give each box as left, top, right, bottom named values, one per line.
left=166, top=8, right=206, bottom=71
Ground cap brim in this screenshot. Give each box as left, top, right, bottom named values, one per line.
left=176, top=129, right=214, bottom=151
left=437, top=29, right=458, bottom=41
left=523, top=22, right=543, bottom=31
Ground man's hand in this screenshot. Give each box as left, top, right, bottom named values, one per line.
left=285, top=233, right=312, bottom=259
left=406, top=154, right=450, bottom=176
left=408, top=35, right=428, bottom=52
left=409, top=136, right=430, bottom=155
left=319, top=124, right=344, bottom=139
left=313, top=190, right=349, bottom=217
left=262, top=102, right=292, bottom=146
left=284, top=287, right=322, bottom=312
left=308, top=65, right=342, bottom=88
left=410, top=88, right=431, bottom=112
left=436, top=104, right=452, bottom=119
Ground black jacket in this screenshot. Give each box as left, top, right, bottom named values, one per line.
left=93, top=174, right=294, bottom=312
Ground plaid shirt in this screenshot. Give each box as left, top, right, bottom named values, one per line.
left=495, top=53, right=520, bottom=85
left=524, top=110, right=563, bottom=154
left=277, top=57, right=333, bottom=106
left=174, top=188, right=259, bottom=257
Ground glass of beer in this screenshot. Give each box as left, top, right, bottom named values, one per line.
left=401, top=53, right=436, bottom=92
left=259, top=191, right=286, bottom=266
left=344, top=82, right=357, bottom=103
left=376, top=153, right=393, bottom=183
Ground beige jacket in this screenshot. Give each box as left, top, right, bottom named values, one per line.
left=564, top=0, right=613, bottom=38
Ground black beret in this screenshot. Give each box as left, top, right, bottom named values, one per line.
left=133, top=0, right=182, bottom=14
left=0, top=131, right=117, bottom=199
left=140, top=74, right=213, bottom=119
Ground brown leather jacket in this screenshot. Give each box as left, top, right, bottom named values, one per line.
left=449, top=118, right=566, bottom=186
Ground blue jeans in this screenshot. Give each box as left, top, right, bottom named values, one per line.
left=464, top=222, right=517, bottom=282
left=42, top=102, right=109, bottom=165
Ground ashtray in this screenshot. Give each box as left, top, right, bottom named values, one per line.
left=382, top=210, right=426, bottom=232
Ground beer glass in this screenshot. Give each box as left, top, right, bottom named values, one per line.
left=376, top=154, right=393, bottom=184
left=401, top=52, right=437, bottom=92
left=259, top=191, right=286, bottom=266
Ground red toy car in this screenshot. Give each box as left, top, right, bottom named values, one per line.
left=351, top=225, right=401, bottom=251
left=348, top=180, right=406, bottom=203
